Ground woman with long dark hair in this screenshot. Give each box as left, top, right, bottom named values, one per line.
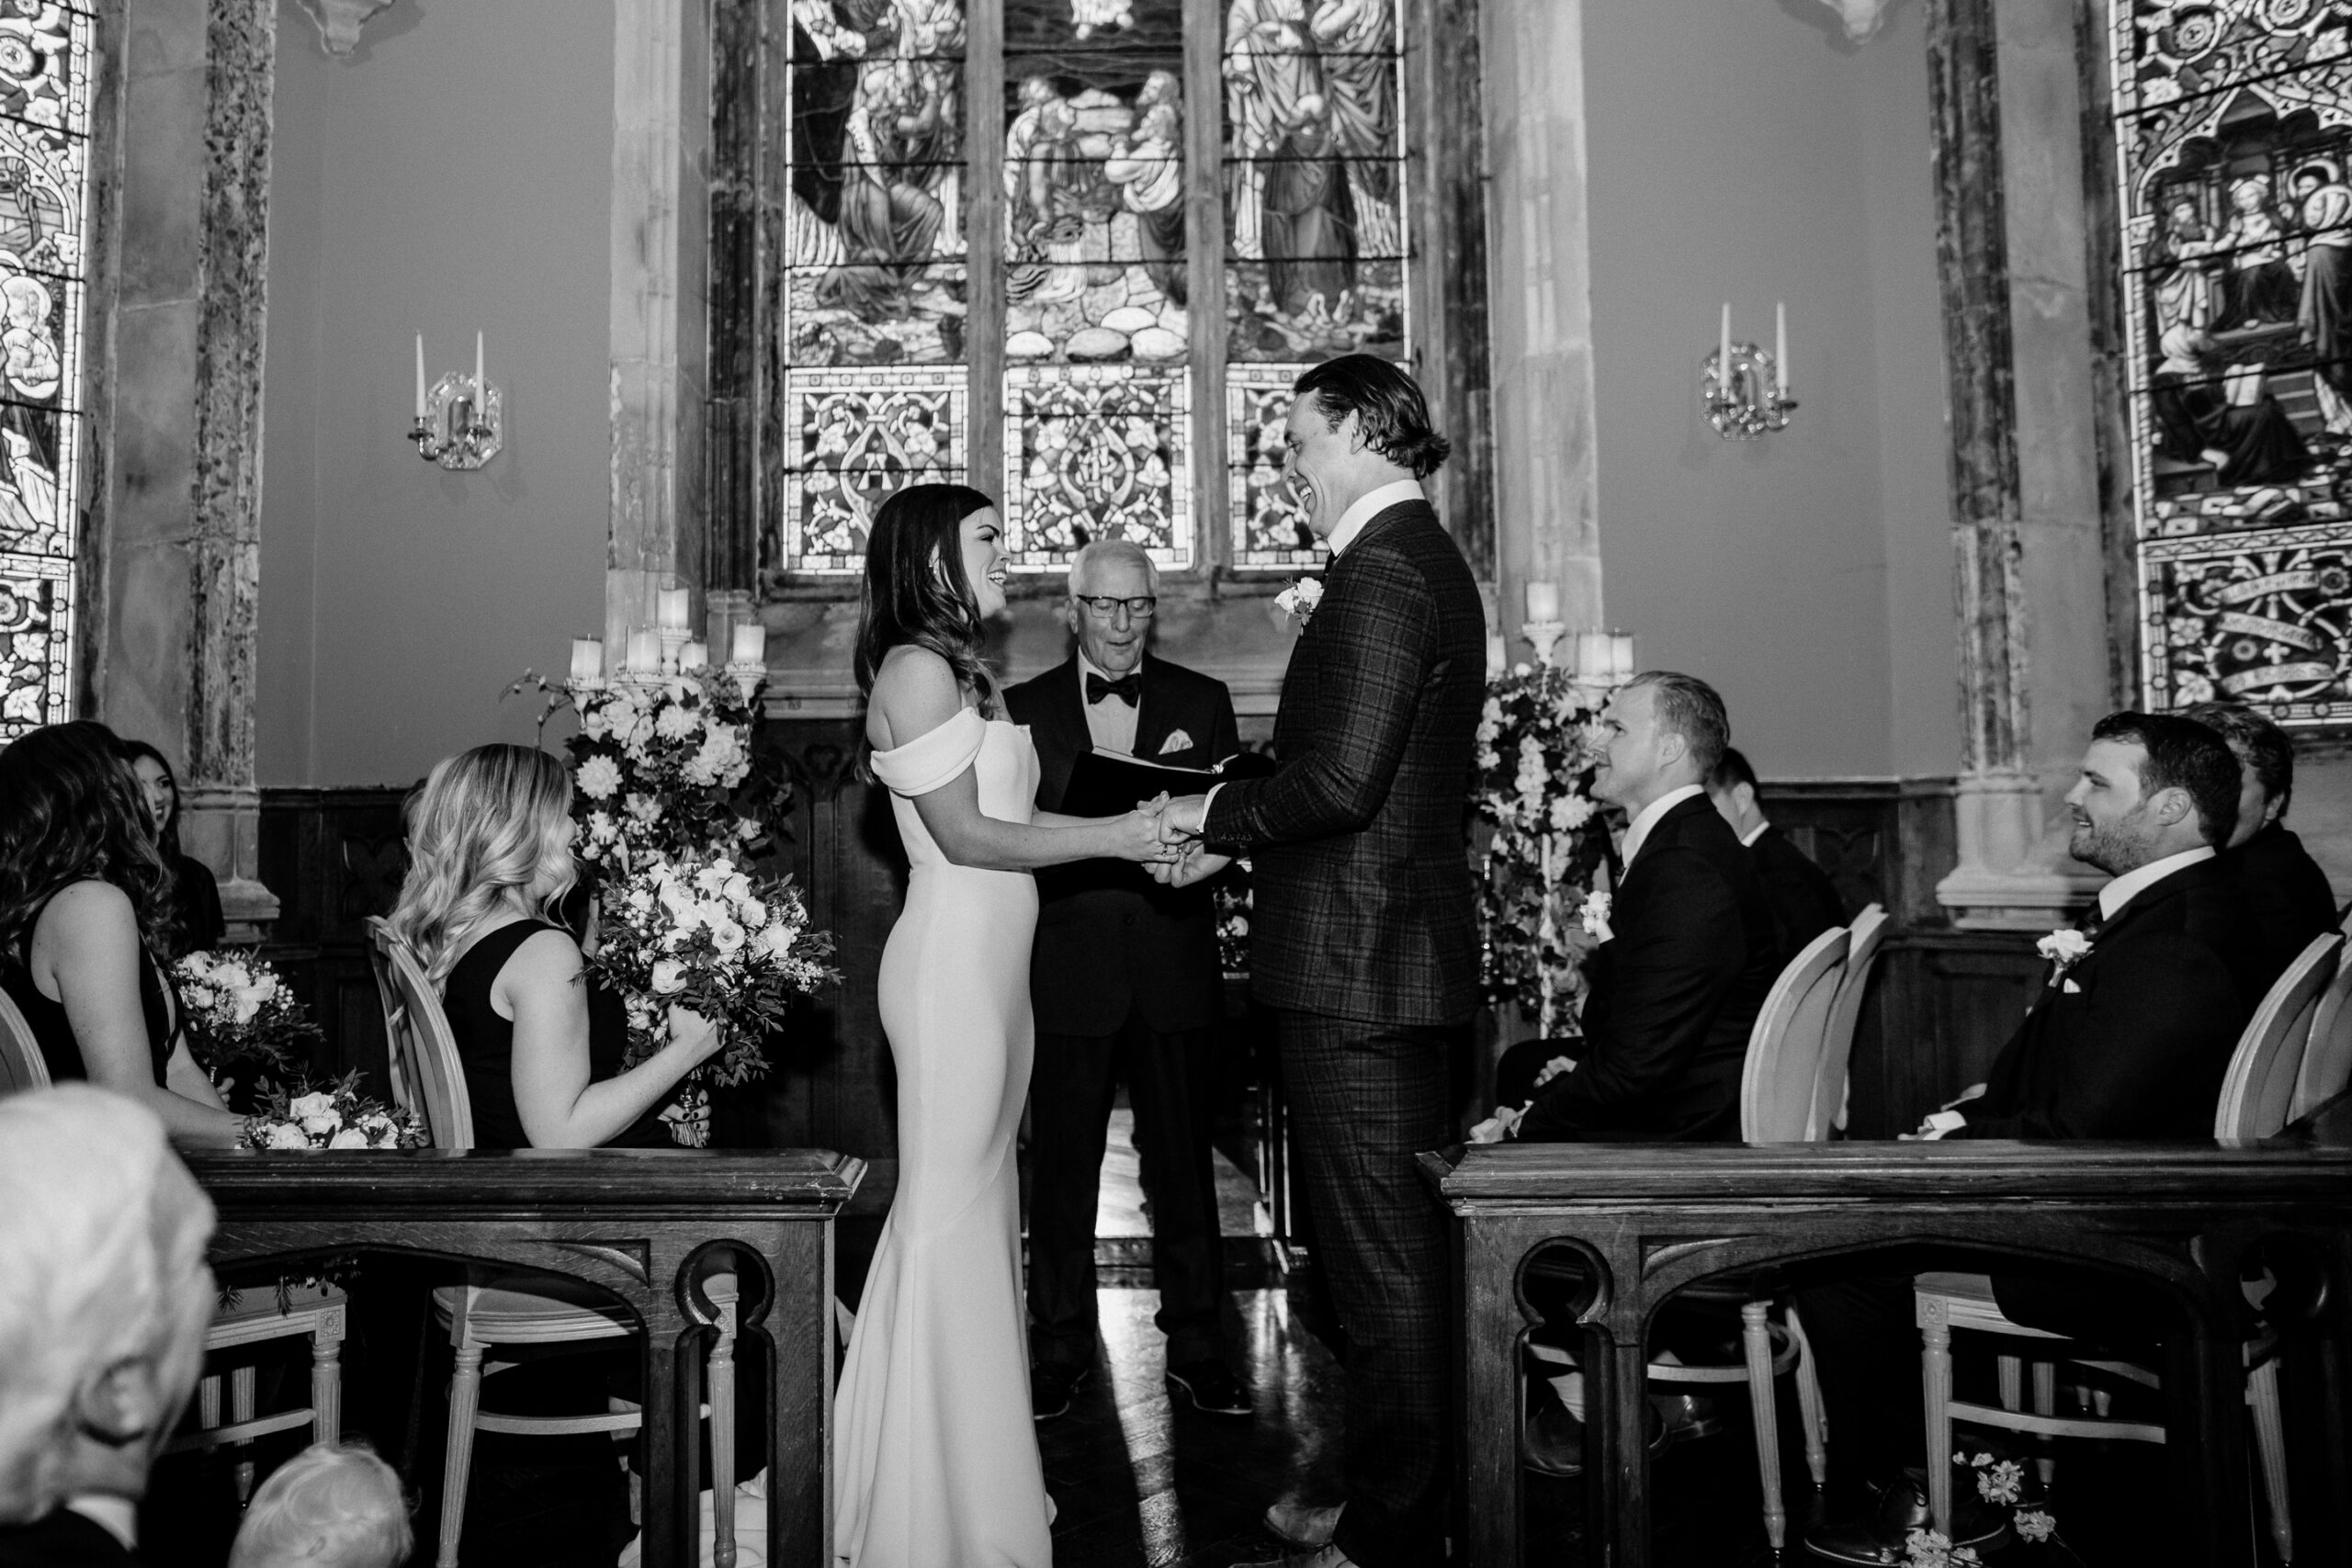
left=0, top=720, right=243, bottom=1145
left=119, top=739, right=226, bottom=957
left=833, top=484, right=1170, bottom=1567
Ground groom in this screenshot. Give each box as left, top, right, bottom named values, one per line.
left=1152, top=355, right=1484, bottom=1568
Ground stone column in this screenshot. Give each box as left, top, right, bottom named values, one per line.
left=100, top=0, right=279, bottom=938
left=1926, top=0, right=2108, bottom=929
left=1480, top=0, right=1604, bottom=652
left=608, top=0, right=712, bottom=649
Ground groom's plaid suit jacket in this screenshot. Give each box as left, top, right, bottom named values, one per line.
left=1204, top=499, right=1484, bottom=1026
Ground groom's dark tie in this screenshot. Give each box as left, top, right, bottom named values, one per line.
left=1086, top=671, right=1141, bottom=706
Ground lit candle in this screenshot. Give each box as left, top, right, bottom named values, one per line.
left=680, top=639, right=709, bottom=671
left=1611, top=632, right=1636, bottom=682
left=414, top=333, right=426, bottom=421
left=570, top=637, right=603, bottom=682
left=729, top=622, right=766, bottom=665
left=1776, top=301, right=1789, bottom=398
left=1485, top=634, right=1507, bottom=677
left=657, top=588, right=691, bottom=631
left=474, top=331, right=486, bottom=411
left=1719, top=302, right=1733, bottom=398
left=1524, top=580, right=1560, bottom=624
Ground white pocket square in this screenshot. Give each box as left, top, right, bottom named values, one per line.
left=2062, top=978, right=2082, bottom=994
left=1158, top=729, right=1192, bottom=754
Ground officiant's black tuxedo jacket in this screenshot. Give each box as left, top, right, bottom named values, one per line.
left=1200, top=499, right=1486, bottom=1026
left=1004, top=653, right=1240, bottom=1037
left=1959, top=855, right=2266, bottom=1141
left=1518, top=793, right=1781, bottom=1143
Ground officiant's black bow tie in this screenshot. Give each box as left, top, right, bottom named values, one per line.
left=1087, top=671, right=1141, bottom=706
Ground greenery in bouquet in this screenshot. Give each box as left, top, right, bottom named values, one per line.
left=172, top=949, right=320, bottom=1103
left=506, top=667, right=793, bottom=872
left=1475, top=662, right=1617, bottom=1032
left=591, top=852, right=837, bottom=1090
left=241, top=1070, right=426, bottom=1151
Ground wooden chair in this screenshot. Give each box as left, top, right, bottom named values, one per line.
left=0, top=985, right=50, bottom=1096
left=2289, top=928, right=2352, bottom=1122
left=1811, top=902, right=1887, bottom=1139
left=1911, top=935, right=2340, bottom=1565
left=364, top=918, right=738, bottom=1568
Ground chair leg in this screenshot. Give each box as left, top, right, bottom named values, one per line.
left=1920, top=1307, right=1954, bottom=1537
left=440, top=1341, right=484, bottom=1568
left=231, top=1365, right=258, bottom=1505
left=1739, top=1301, right=1786, bottom=1553
left=2030, top=1359, right=2058, bottom=1492
left=2247, top=1357, right=2294, bottom=1566
left=1786, top=1302, right=1828, bottom=1490
left=312, top=1325, right=344, bottom=1447
left=711, top=1301, right=738, bottom=1568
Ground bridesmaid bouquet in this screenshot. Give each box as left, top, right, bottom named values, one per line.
left=173, top=949, right=320, bottom=1100
left=591, top=851, right=836, bottom=1092
left=241, top=1071, right=427, bottom=1151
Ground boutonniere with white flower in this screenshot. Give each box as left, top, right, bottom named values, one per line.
left=1273, top=575, right=1323, bottom=628
left=1578, top=890, right=1613, bottom=942
left=2035, top=926, right=2092, bottom=987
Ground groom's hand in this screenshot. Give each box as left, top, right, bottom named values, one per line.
left=1145, top=840, right=1231, bottom=888
left=1156, top=794, right=1210, bottom=845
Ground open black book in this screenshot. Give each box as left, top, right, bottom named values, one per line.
left=1059, top=747, right=1275, bottom=819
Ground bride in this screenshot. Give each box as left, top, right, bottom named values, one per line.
left=835, top=483, right=1173, bottom=1566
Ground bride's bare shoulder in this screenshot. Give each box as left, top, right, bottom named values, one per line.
left=868, top=645, right=965, bottom=750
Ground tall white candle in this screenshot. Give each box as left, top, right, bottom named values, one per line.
left=1524, top=580, right=1560, bottom=624
left=474, top=331, right=485, bottom=412
left=1610, top=632, right=1636, bottom=682
left=1485, top=633, right=1507, bottom=677
left=1719, top=303, right=1733, bottom=397
left=657, top=588, right=691, bottom=630
left=680, top=639, right=709, bottom=671
left=570, top=637, right=603, bottom=682
left=730, top=623, right=767, bottom=665
left=414, top=334, right=426, bottom=420
left=1776, top=301, right=1789, bottom=397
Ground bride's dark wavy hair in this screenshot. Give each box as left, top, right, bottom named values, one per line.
left=854, top=482, right=1001, bottom=716
left=0, top=720, right=178, bottom=961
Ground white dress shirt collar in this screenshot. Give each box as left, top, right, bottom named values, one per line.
left=1739, top=818, right=1770, bottom=849
left=1622, top=784, right=1706, bottom=869
left=66, top=1495, right=137, bottom=1551
left=2097, top=844, right=2215, bottom=923
left=1326, top=479, right=1424, bottom=557
left=1076, top=649, right=1138, bottom=689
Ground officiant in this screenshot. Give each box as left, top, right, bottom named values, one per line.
left=1004, top=539, right=1251, bottom=1421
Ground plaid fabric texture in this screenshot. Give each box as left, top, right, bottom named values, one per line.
left=1277, top=1008, right=1458, bottom=1568
left=1205, top=502, right=1486, bottom=1026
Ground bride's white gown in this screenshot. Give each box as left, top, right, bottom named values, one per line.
left=835, top=707, right=1053, bottom=1568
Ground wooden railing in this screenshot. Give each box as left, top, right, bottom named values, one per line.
left=1420, top=1104, right=2352, bottom=1568
left=183, top=1147, right=865, bottom=1568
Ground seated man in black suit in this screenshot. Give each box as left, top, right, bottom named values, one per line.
left=1800, top=712, right=2264, bottom=1564
left=1517, top=671, right=1780, bottom=1144
left=2184, top=700, right=2341, bottom=987
left=1001, top=539, right=1250, bottom=1422
left=1705, top=746, right=1846, bottom=967
left=0, top=1087, right=219, bottom=1567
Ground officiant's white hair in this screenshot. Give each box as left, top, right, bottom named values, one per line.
left=1068, top=538, right=1159, bottom=596
left=0, top=1085, right=215, bottom=1521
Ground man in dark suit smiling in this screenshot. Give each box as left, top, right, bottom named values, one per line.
left=1002, top=539, right=1246, bottom=1424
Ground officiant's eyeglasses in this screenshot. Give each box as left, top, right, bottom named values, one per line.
left=1074, top=594, right=1158, bottom=618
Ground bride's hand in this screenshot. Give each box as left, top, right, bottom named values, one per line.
left=1110, top=806, right=1179, bottom=863
left=666, top=1005, right=725, bottom=1066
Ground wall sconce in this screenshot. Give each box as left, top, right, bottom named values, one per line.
left=408, top=332, right=503, bottom=469
left=1704, top=302, right=1798, bottom=441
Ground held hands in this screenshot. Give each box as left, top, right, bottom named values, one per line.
left=666, top=1005, right=726, bottom=1067
left=1112, top=793, right=1182, bottom=864
left=1139, top=792, right=1230, bottom=887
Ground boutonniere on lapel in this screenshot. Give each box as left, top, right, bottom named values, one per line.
left=1578, top=890, right=1613, bottom=943
left=2036, top=926, right=2092, bottom=990
left=1273, top=575, right=1323, bottom=630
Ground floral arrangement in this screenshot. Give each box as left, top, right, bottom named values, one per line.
left=172, top=950, right=320, bottom=1102
left=1474, top=662, right=1616, bottom=1034
left=589, top=851, right=837, bottom=1145
left=241, top=1072, right=426, bottom=1152
left=1273, top=576, right=1323, bottom=629
left=1900, top=1451, right=2070, bottom=1566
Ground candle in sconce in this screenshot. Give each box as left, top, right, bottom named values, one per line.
left=413, top=334, right=426, bottom=422
left=627, top=629, right=659, bottom=672
left=656, top=588, right=691, bottom=631
left=1719, top=302, right=1733, bottom=399
left=1610, top=632, right=1637, bottom=682
left=474, top=331, right=485, bottom=414
left=1776, top=301, right=1789, bottom=397
left=730, top=622, right=767, bottom=665
left=1523, top=580, right=1560, bottom=624
left=1485, top=634, right=1507, bottom=677
left=680, top=639, right=709, bottom=671
left=570, top=637, right=603, bottom=683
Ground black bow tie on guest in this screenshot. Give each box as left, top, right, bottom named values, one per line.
left=1086, top=671, right=1141, bottom=706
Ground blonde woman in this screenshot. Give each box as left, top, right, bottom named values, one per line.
left=389, top=744, right=720, bottom=1149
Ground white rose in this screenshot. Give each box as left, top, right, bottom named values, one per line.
left=185, top=984, right=217, bottom=1011
left=739, top=897, right=767, bottom=929
left=266, top=1122, right=313, bottom=1151
left=755, top=922, right=796, bottom=960
left=289, top=1090, right=337, bottom=1122
left=300, top=1111, right=342, bottom=1137
left=576, top=754, right=624, bottom=801
left=735, top=816, right=762, bottom=841
left=231, top=986, right=269, bottom=1027
left=709, top=919, right=747, bottom=954
left=360, top=1113, right=397, bottom=1139
left=722, top=873, right=752, bottom=904
left=650, top=958, right=688, bottom=995
left=327, top=1127, right=371, bottom=1149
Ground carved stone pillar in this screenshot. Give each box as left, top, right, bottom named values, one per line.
left=608, top=0, right=712, bottom=649
left=1480, top=0, right=1604, bottom=649
left=99, top=0, right=279, bottom=938
left=1926, top=0, right=2107, bottom=929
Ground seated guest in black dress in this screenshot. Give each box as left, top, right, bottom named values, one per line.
left=119, top=742, right=225, bottom=959
left=0, top=1086, right=220, bottom=1567
left=2183, top=700, right=2340, bottom=987
left=1704, top=746, right=1846, bottom=967
left=0, top=722, right=243, bottom=1146
left=386, top=743, right=721, bottom=1149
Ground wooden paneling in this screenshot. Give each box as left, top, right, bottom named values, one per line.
left=256, top=787, right=408, bottom=1094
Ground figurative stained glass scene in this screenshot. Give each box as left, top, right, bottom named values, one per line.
left=0, top=0, right=88, bottom=737
left=1001, top=0, right=1191, bottom=569
left=2115, top=0, right=2352, bottom=723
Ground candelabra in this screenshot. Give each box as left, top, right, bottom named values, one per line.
left=408, top=372, right=503, bottom=469
left=1521, top=623, right=1636, bottom=686
left=570, top=606, right=768, bottom=704
left=1703, top=342, right=1797, bottom=441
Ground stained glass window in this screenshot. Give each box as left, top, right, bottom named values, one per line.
left=768, top=0, right=1414, bottom=581
left=0, top=2, right=91, bottom=736
left=2110, top=0, right=2352, bottom=724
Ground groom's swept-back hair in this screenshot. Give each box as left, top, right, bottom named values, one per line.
left=1627, top=671, right=1730, bottom=780
left=1293, top=355, right=1452, bottom=478
left=855, top=482, right=1001, bottom=714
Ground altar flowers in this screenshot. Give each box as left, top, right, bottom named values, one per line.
left=589, top=851, right=836, bottom=1144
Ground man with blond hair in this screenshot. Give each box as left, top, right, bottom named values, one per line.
left=0, top=1086, right=218, bottom=1566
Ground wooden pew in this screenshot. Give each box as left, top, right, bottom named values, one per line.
left=183, top=1147, right=864, bottom=1568
left=1419, top=1115, right=2352, bottom=1568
